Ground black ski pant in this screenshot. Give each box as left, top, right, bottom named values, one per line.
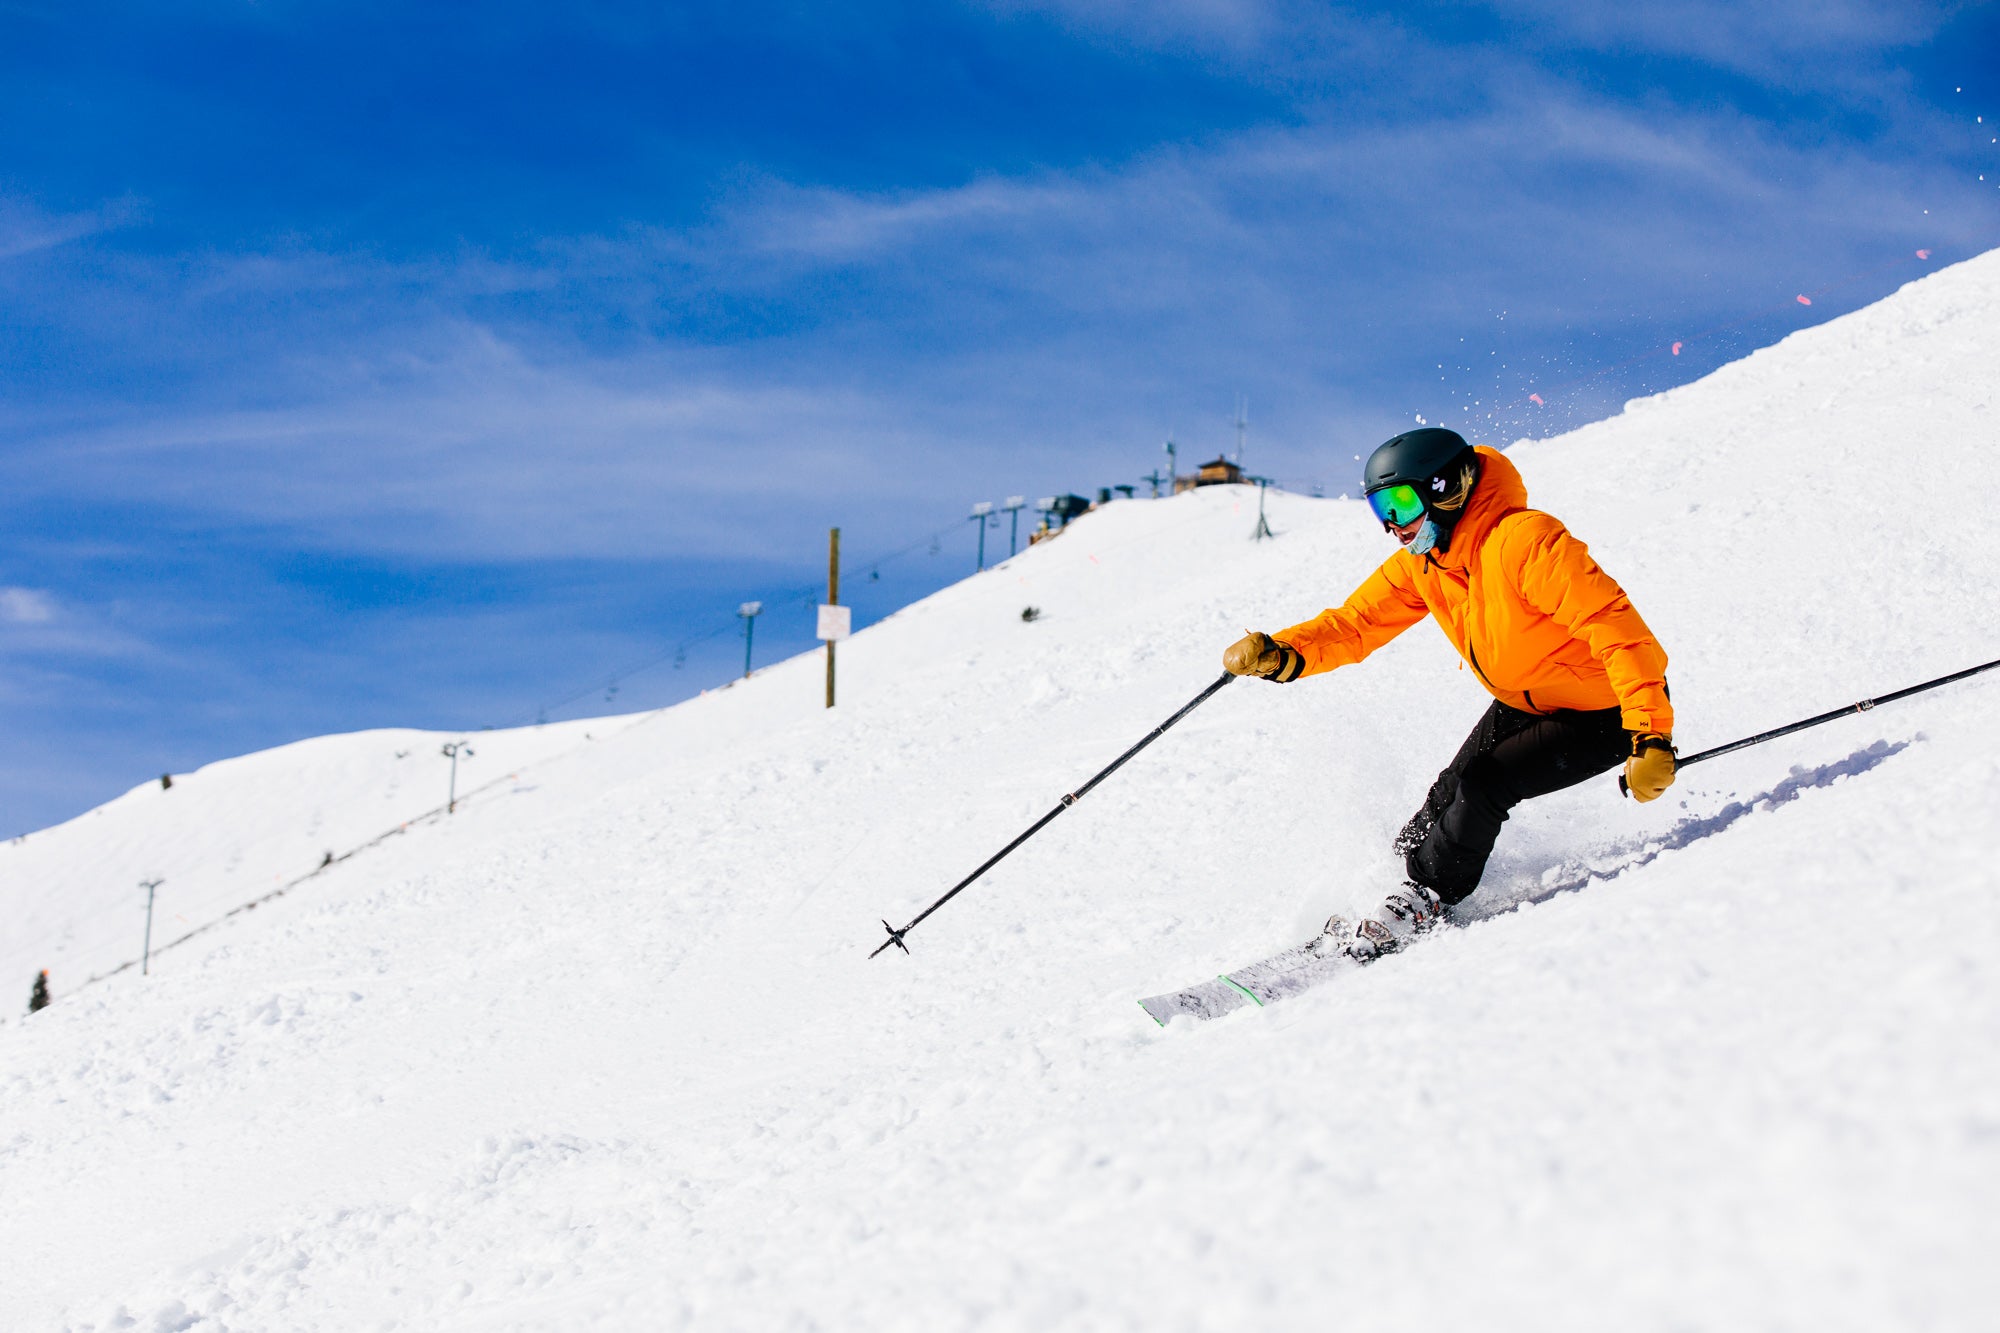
left=1398, top=698, right=1631, bottom=905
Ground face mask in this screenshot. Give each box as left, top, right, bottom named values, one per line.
left=1407, top=517, right=1440, bottom=556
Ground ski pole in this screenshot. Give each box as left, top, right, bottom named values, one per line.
left=872, top=672, right=1237, bottom=957
left=1622, top=654, right=2000, bottom=795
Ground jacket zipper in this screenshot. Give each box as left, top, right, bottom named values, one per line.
left=1465, top=642, right=1496, bottom=690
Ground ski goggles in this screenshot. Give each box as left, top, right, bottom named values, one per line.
left=1366, top=483, right=1427, bottom=528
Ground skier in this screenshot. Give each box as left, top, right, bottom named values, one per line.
left=1223, top=427, right=1676, bottom=958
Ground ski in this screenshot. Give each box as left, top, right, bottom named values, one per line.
left=1138, top=919, right=1362, bottom=1025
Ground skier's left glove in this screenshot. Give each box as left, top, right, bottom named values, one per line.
left=1223, top=631, right=1304, bottom=682
left=1624, top=733, right=1677, bottom=802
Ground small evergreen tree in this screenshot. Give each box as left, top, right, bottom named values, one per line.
left=28, top=970, right=50, bottom=1013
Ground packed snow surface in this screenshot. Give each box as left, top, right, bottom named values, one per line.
left=5, top=250, right=2000, bottom=1331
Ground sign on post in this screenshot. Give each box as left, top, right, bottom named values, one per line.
left=817, top=604, right=852, bottom=641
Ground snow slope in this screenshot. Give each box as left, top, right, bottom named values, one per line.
left=4, top=249, right=1999, bottom=1331
left=1, top=718, right=609, bottom=991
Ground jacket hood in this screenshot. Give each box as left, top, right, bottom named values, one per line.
left=1429, top=445, right=1525, bottom=568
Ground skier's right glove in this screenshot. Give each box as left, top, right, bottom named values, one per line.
left=1624, top=733, right=1677, bottom=802
left=1223, top=631, right=1304, bottom=683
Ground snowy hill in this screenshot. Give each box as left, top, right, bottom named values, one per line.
left=4, top=249, right=1999, bottom=1331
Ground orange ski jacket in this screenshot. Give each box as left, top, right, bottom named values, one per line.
left=1276, top=447, right=1672, bottom=735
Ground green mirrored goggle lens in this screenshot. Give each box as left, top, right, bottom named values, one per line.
left=1367, top=483, right=1425, bottom=528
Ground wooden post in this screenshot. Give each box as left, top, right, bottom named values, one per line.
left=826, top=527, right=840, bottom=708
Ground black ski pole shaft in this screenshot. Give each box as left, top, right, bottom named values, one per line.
left=1623, top=655, right=2000, bottom=794
left=872, top=672, right=1236, bottom=957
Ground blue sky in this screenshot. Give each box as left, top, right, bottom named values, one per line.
left=2, top=0, right=1996, bottom=835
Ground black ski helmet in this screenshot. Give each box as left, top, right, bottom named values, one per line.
left=1361, top=427, right=1480, bottom=550
left=1362, top=427, right=1474, bottom=495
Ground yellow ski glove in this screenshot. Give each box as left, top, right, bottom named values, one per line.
left=1624, top=733, right=1677, bottom=802
left=1223, top=631, right=1304, bottom=682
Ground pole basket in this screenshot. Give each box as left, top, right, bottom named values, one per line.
left=871, top=921, right=911, bottom=958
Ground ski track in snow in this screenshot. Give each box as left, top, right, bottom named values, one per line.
left=3, top=250, right=2000, bottom=1330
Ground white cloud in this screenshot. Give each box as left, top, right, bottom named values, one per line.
left=684, top=80, right=1956, bottom=318
left=1466, top=0, right=1970, bottom=79
left=0, top=62, right=1978, bottom=571
left=978, top=0, right=1974, bottom=96
left=733, top=175, right=1087, bottom=262
left=0, top=196, right=141, bottom=262
left=0, top=587, right=58, bottom=624
left=0, top=585, right=148, bottom=666
left=975, top=0, right=1285, bottom=52
left=0, top=324, right=965, bottom=565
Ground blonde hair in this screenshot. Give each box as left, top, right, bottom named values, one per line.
left=1431, top=458, right=1479, bottom=513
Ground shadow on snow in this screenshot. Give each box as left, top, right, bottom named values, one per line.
left=1461, top=738, right=1912, bottom=922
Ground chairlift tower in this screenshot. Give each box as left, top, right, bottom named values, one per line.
left=738, top=601, right=763, bottom=678
left=1163, top=435, right=1178, bottom=493
left=140, top=878, right=164, bottom=976
left=1000, top=496, right=1026, bottom=557
left=970, top=501, right=995, bottom=570
left=1233, top=395, right=1249, bottom=465
left=1249, top=475, right=1276, bottom=541
left=441, top=740, right=474, bottom=813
